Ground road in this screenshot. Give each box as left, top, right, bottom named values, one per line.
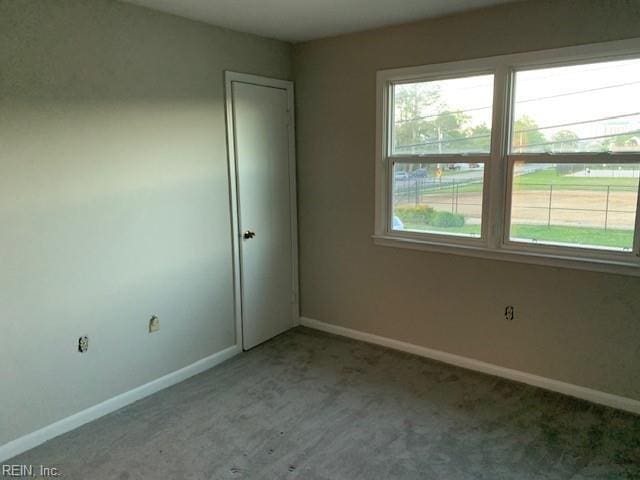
left=395, top=164, right=545, bottom=187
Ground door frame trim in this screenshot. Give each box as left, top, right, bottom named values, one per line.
left=224, top=71, right=299, bottom=351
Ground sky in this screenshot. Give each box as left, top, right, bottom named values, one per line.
left=514, top=58, right=640, bottom=143
left=394, top=58, right=640, bottom=151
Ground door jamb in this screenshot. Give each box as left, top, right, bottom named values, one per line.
left=224, top=71, right=299, bottom=351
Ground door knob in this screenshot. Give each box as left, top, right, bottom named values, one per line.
left=243, top=230, right=256, bottom=239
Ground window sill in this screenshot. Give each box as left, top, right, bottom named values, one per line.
left=372, top=234, right=640, bottom=277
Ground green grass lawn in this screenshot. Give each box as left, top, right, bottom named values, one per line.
left=514, top=168, right=639, bottom=190
left=397, top=168, right=637, bottom=249
left=402, top=223, right=634, bottom=249
left=397, top=179, right=484, bottom=195
left=395, top=167, right=639, bottom=197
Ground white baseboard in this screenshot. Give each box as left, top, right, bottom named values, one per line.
left=300, top=317, right=640, bottom=415
left=0, top=344, right=240, bottom=462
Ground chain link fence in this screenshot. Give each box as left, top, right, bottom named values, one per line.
left=393, top=177, right=637, bottom=230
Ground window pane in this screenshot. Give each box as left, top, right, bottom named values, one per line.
left=511, top=59, right=640, bottom=153
left=509, top=162, right=640, bottom=251
left=391, top=74, right=494, bottom=155
left=392, top=163, right=484, bottom=237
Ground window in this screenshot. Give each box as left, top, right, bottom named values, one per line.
left=375, top=39, right=640, bottom=275
left=509, top=162, right=639, bottom=252
left=390, top=74, right=493, bottom=238
left=507, top=60, right=640, bottom=253
left=509, top=60, right=640, bottom=154
left=392, top=75, right=494, bottom=155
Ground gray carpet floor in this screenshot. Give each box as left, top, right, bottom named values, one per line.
left=10, top=327, right=640, bottom=479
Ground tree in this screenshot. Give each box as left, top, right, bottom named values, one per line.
left=393, top=84, right=441, bottom=153
left=551, top=130, right=579, bottom=152
left=600, top=133, right=640, bottom=152
left=433, top=110, right=470, bottom=150
left=393, top=84, right=483, bottom=155
left=463, top=123, right=491, bottom=152
left=512, top=115, right=548, bottom=152
left=552, top=131, right=579, bottom=175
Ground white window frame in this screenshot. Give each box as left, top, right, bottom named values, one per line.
left=374, top=38, right=640, bottom=276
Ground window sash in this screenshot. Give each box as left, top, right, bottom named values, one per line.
left=385, top=155, right=490, bottom=245
left=388, top=154, right=490, bottom=164
left=388, top=158, right=489, bottom=243
left=503, top=155, right=640, bottom=257
left=507, top=60, right=640, bottom=155
left=508, top=153, right=640, bottom=164
left=384, top=70, right=496, bottom=244
left=388, top=72, right=496, bottom=158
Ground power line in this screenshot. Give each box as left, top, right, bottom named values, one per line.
left=398, top=78, right=492, bottom=92
left=512, top=129, right=640, bottom=152
left=513, top=111, right=640, bottom=134
left=517, top=79, right=640, bottom=103
left=394, top=103, right=491, bottom=124
left=395, top=61, right=640, bottom=119
left=395, top=133, right=488, bottom=149
left=396, top=126, right=640, bottom=151
left=394, top=79, right=640, bottom=125
left=516, top=60, right=640, bottom=84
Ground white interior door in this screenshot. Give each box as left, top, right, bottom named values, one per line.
left=228, top=76, right=297, bottom=350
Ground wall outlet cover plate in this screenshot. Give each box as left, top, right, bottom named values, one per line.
left=149, top=316, right=160, bottom=333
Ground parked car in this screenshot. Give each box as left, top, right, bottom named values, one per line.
left=410, top=168, right=427, bottom=178
left=394, top=171, right=410, bottom=181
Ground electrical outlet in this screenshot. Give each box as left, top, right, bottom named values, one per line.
left=78, top=336, right=89, bottom=353
left=505, top=305, right=515, bottom=321
left=149, top=315, right=160, bottom=333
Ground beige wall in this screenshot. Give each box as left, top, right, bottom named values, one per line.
left=3, top=0, right=640, bottom=449
left=0, top=0, right=290, bottom=445
left=294, top=0, right=640, bottom=401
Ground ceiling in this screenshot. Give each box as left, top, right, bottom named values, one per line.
left=123, top=0, right=520, bottom=43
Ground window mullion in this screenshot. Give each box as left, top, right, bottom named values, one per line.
left=486, top=65, right=512, bottom=249
left=390, top=154, right=489, bottom=164
left=633, top=176, right=640, bottom=257
left=374, top=76, right=390, bottom=236
left=509, top=153, right=640, bottom=164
